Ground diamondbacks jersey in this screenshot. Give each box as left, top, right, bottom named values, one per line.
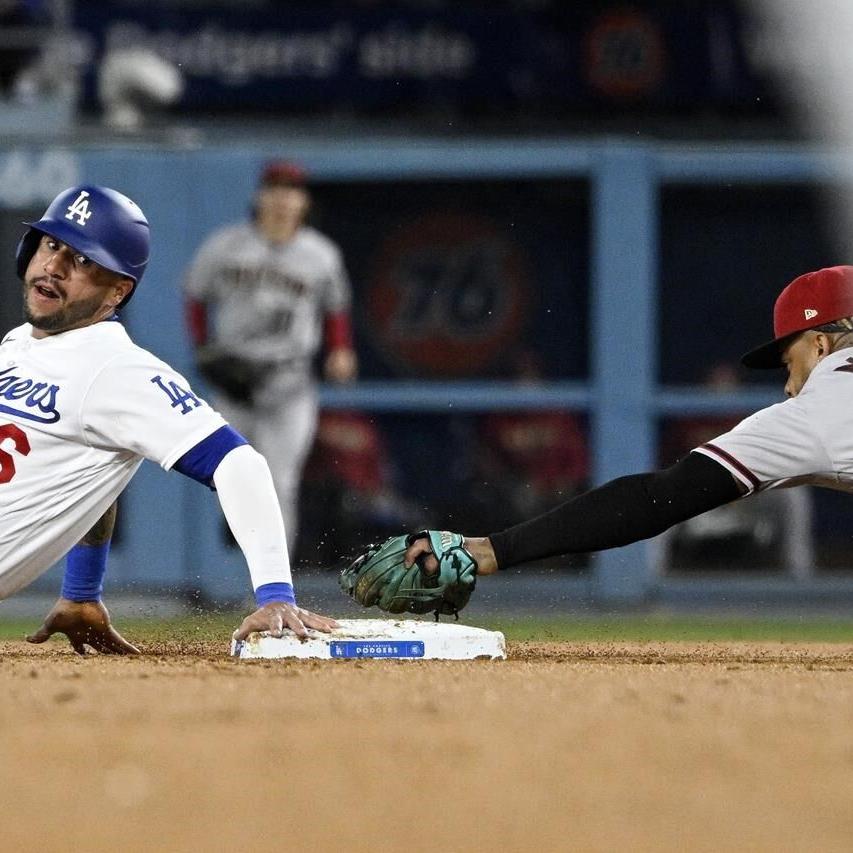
left=0, top=321, right=226, bottom=597
left=184, top=222, right=351, bottom=367
left=694, top=349, right=853, bottom=494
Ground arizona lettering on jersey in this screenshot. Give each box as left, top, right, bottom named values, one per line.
left=0, top=321, right=226, bottom=596
left=183, top=223, right=351, bottom=369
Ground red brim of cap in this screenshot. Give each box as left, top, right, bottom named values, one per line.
left=741, top=332, right=798, bottom=369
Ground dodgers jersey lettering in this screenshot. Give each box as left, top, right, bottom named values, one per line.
left=694, top=349, right=853, bottom=494
left=183, top=223, right=351, bottom=368
left=0, top=321, right=226, bottom=596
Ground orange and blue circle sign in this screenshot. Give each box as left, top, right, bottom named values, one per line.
left=583, top=9, right=666, bottom=99
left=365, top=211, right=532, bottom=377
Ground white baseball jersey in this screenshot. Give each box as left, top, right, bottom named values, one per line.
left=0, top=320, right=226, bottom=598
left=184, top=222, right=352, bottom=368
left=694, top=349, right=853, bottom=494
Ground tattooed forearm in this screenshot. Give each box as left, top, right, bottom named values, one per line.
left=81, top=502, right=117, bottom=546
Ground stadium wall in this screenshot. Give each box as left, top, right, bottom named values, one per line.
left=3, top=138, right=852, bottom=605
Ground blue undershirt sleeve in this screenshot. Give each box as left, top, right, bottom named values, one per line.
left=254, top=582, right=297, bottom=607
left=172, top=425, right=248, bottom=488
left=62, top=543, right=109, bottom=601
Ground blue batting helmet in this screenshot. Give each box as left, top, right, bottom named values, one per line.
left=16, top=185, right=150, bottom=306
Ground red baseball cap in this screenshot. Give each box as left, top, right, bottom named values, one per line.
left=741, top=265, right=853, bottom=368
left=258, top=160, right=307, bottom=188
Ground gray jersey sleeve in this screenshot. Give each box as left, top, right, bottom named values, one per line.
left=320, top=240, right=353, bottom=314
left=694, top=397, right=830, bottom=494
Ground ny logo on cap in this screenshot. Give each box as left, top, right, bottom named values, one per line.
left=65, top=190, right=92, bottom=226
left=804, top=308, right=818, bottom=320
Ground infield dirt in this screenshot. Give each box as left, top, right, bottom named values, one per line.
left=1, top=639, right=851, bottom=852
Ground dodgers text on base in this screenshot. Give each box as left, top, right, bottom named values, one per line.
left=230, top=618, right=506, bottom=660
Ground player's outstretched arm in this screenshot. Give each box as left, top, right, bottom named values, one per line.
left=26, top=598, right=140, bottom=655
left=211, top=444, right=340, bottom=639
left=405, top=453, right=743, bottom=573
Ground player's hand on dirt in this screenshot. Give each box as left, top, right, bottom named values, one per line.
left=233, top=602, right=340, bottom=642
left=404, top=535, right=499, bottom=575
left=324, top=347, right=357, bottom=383
left=26, top=598, right=140, bottom=655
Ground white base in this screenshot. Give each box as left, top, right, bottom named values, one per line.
left=230, top=618, right=506, bottom=661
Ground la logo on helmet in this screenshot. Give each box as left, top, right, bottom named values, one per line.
left=65, top=190, right=93, bottom=226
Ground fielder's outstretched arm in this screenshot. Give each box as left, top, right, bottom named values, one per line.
left=407, top=453, right=743, bottom=574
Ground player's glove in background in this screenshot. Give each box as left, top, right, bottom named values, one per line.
left=195, top=345, right=270, bottom=404
left=340, top=530, right=478, bottom=619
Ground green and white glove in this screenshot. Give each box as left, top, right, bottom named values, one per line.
left=339, top=530, right=478, bottom=619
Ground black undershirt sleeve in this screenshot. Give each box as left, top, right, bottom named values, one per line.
left=488, top=451, right=744, bottom=570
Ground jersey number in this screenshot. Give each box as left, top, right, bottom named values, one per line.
left=0, top=422, right=31, bottom=484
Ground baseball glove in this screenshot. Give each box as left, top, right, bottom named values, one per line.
left=339, top=530, right=478, bottom=619
left=195, top=345, right=268, bottom=404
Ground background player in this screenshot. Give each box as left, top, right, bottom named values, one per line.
left=404, top=266, right=853, bottom=583
left=0, top=184, right=337, bottom=652
left=184, top=160, right=358, bottom=551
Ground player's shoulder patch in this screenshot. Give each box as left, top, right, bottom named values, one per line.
left=150, top=374, right=203, bottom=416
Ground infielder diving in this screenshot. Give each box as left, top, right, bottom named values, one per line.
left=0, top=185, right=338, bottom=652
left=342, top=266, right=853, bottom=615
